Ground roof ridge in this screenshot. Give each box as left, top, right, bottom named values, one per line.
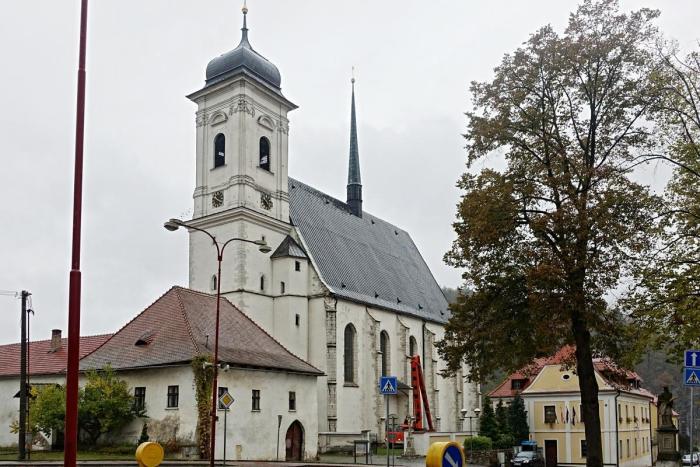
left=219, top=294, right=323, bottom=374
left=173, top=287, right=202, bottom=355
left=79, top=287, right=183, bottom=362
left=0, top=333, right=113, bottom=349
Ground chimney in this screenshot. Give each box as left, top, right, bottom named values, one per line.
left=50, top=329, right=62, bottom=352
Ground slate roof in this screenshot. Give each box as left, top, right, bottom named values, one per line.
left=0, top=334, right=112, bottom=378
left=271, top=235, right=308, bottom=259
left=80, top=287, right=322, bottom=376
left=288, top=178, right=449, bottom=323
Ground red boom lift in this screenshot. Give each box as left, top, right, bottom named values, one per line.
left=410, top=355, right=435, bottom=432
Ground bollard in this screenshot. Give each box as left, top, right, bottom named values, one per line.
left=135, top=441, right=165, bottom=467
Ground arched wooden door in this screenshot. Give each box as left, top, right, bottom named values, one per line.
left=285, top=420, right=304, bottom=461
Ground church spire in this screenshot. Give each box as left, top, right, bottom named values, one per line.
left=347, top=74, right=363, bottom=217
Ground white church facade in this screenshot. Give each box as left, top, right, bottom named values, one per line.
left=0, top=6, right=478, bottom=461
left=182, top=6, right=479, bottom=450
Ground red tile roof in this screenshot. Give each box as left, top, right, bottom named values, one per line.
left=0, top=334, right=112, bottom=378
left=490, top=346, right=577, bottom=398
left=489, top=346, right=651, bottom=399
left=80, top=286, right=323, bottom=375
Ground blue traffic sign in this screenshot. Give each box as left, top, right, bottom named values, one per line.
left=442, top=444, right=464, bottom=467
left=379, top=376, right=398, bottom=395
left=686, top=350, right=700, bottom=368
left=685, top=368, right=700, bottom=387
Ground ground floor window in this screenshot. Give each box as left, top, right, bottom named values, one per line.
left=134, top=387, right=146, bottom=411
left=167, top=385, right=179, bottom=408
left=252, top=389, right=261, bottom=411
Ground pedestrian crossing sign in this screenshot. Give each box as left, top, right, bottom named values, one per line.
left=685, top=368, right=700, bottom=387
left=379, top=376, right=398, bottom=395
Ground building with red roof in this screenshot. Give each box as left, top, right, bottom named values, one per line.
left=489, top=347, right=660, bottom=467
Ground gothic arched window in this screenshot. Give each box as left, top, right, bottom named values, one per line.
left=380, top=331, right=390, bottom=376
left=344, top=324, right=356, bottom=384
left=210, top=275, right=217, bottom=291
left=409, top=336, right=417, bottom=357
left=214, top=133, right=225, bottom=168
left=259, top=136, right=270, bottom=171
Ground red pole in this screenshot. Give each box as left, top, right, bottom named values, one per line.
left=65, top=1, right=88, bottom=465
left=210, top=253, right=223, bottom=466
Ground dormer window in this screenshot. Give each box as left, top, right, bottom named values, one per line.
left=214, top=133, right=225, bottom=168
left=511, top=379, right=526, bottom=390
left=259, top=136, right=270, bottom=171
left=135, top=331, right=154, bottom=346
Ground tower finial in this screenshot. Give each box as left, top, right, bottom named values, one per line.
left=347, top=71, right=362, bottom=217
left=240, top=0, right=249, bottom=43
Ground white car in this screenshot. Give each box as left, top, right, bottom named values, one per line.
left=682, top=453, right=700, bottom=466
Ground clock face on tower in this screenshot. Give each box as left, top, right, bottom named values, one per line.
left=260, top=192, right=273, bottom=210
left=212, top=191, right=224, bottom=208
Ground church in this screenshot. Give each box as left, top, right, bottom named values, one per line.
left=0, top=5, right=478, bottom=461
left=182, top=4, right=478, bottom=450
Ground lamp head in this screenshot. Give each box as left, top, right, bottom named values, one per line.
left=254, top=239, right=272, bottom=253
left=461, top=408, right=468, bottom=418
left=163, top=218, right=182, bottom=231
left=474, top=407, right=482, bottom=416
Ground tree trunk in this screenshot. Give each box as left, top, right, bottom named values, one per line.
left=572, top=310, right=603, bottom=467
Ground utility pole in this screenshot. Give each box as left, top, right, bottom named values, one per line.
left=18, top=290, right=30, bottom=461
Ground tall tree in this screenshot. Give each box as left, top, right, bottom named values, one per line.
left=437, top=1, right=661, bottom=465
left=625, top=46, right=700, bottom=357
left=508, top=394, right=530, bottom=445
left=479, top=396, right=499, bottom=441
left=495, top=399, right=509, bottom=437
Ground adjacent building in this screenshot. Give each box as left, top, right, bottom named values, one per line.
left=491, top=347, right=657, bottom=467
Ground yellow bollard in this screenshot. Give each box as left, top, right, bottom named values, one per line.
left=135, top=441, right=165, bottom=467
left=426, top=441, right=465, bottom=467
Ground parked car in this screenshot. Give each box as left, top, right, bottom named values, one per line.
left=682, top=453, right=700, bottom=466
left=511, top=451, right=545, bottom=467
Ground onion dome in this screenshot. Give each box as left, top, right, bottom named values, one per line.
left=205, top=5, right=281, bottom=89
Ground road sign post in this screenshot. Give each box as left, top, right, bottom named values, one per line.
left=218, top=391, right=234, bottom=465
left=684, top=350, right=700, bottom=456
left=379, top=376, right=398, bottom=467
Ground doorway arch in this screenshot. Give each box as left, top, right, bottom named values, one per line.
left=285, top=420, right=304, bottom=461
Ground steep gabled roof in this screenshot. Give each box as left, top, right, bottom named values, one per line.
left=271, top=235, right=308, bottom=259
left=80, top=287, right=322, bottom=376
left=288, top=178, right=449, bottom=323
left=0, top=334, right=112, bottom=378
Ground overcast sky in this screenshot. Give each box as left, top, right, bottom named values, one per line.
left=0, top=0, right=698, bottom=345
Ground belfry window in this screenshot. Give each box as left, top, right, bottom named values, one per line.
left=344, top=324, right=356, bottom=384
left=214, top=133, right=225, bottom=168
left=380, top=331, right=390, bottom=376
left=210, top=275, right=217, bottom=291
left=259, top=136, right=270, bottom=171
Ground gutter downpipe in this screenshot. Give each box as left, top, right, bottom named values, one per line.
left=615, top=390, right=621, bottom=467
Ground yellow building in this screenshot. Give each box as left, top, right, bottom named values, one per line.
left=490, top=347, right=656, bottom=467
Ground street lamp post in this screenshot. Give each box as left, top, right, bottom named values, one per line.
left=164, top=218, right=271, bottom=467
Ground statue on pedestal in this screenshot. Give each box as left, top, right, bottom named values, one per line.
left=656, top=386, right=680, bottom=467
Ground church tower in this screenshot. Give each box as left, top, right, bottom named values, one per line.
left=185, top=5, right=299, bottom=332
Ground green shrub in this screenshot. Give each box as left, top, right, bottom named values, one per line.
left=464, top=435, right=493, bottom=451
left=494, top=433, right=515, bottom=449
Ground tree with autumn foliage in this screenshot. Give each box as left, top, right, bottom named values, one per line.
left=437, top=1, right=662, bottom=466
left=623, top=45, right=700, bottom=358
